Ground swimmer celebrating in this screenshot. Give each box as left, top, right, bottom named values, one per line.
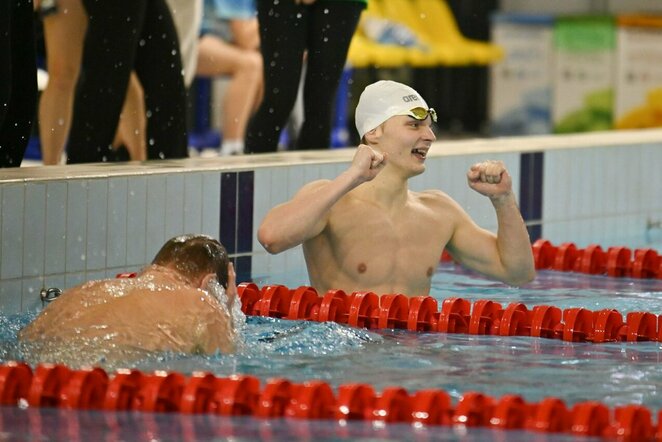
left=258, top=80, right=535, bottom=297
left=19, top=234, right=241, bottom=368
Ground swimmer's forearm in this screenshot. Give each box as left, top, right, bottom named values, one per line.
left=492, top=192, right=536, bottom=286
left=258, top=171, right=361, bottom=254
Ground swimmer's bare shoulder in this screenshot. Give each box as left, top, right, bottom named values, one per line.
left=127, top=286, right=235, bottom=354
left=294, top=179, right=332, bottom=196
left=415, top=189, right=465, bottom=216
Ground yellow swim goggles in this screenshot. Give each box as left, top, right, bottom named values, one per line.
left=408, top=107, right=437, bottom=123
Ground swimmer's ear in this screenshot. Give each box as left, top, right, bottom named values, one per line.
left=198, top=273, right=217, bottom=289
left=363, top=127, right=381, bottom=145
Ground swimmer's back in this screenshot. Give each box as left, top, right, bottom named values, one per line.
left=19, top=268, right=235, bottom=365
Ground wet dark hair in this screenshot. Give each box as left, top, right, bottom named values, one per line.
left=152, top=234, right=229, bottom=288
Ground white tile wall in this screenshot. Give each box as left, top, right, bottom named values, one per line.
left=1, top=184, right=24, bottom=279
left=126, top=176, right=148, bottom=266
left=145, top=175, right=167, bottom=261
left=201, top=172, right=221, bottom=239
left=86, top=179, right=108, bottom=270
left=65, top=180, right=87, bottom=273
left=542, top=145, right=661, bottom=249
left=107, top=178, right=128, bottom=269
left=165, top=174, right=185, bottom=240
left=23, top=183, right=46, bottom=277
left=183, top=173, right=203, bottom=234
left=0, top=280, right=22, bottom=313
left=21, top=276, right=44, bottom=312
left=44, top=181, right=68, bottom=275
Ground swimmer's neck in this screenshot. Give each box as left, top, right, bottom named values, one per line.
left=140, top=264, right=196, bottom=287
left=354, top=171, right=410, bottom=207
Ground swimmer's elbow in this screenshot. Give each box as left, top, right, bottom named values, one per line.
left=257, top=225, right=287, bottom=254
left=505, top=268, right=536, bottom=287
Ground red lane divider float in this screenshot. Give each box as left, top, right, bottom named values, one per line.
left=236, top=283, right=662, bottom=344
left=530, top=239, right=662, bottom=279
left=0, top=362, right=657, bottom=440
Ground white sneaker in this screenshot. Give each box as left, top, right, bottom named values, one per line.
left=199, top=147, right=220, bottom=158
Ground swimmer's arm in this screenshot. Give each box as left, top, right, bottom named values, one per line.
left=258, top=145, right=386, bottom=254
left=258, top=178, right=352, bottom=254
left=445, top=193, right=535, bottom=287
left=193, top=307, right=236, bottom=354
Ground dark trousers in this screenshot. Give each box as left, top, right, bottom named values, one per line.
left=0, top=0, right=37, bottom=168
left=245, top=0, right=364, bottom=153
left=67, top=0, right=188, bottom=163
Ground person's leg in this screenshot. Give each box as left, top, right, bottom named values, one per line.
left=112, top=72, right=147, bottom=161
left=244, top=0, right=308, bottom=153
left=197, top=35, right=262, bottom=155
left=0, top=0, right=37, bottom=167
left=295, top=1, right=364, bottom=150
left=38, top=0, right=87, bottom=165
left=67, top=0, right=147, bottom=163
left=133, top=0, right=188, bottom=160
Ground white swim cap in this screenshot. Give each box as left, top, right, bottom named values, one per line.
left=354, top=80, right=432, bottom=138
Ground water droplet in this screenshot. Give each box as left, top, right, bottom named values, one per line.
left=296, top=13, right=302, bottom=19
left=324, top=8, right=329, bottom=14
left=149, top=138, right=155, bottom=146
left=81, top=254, right=86, bottom=261
left=139, top=39, right=146, bottom=47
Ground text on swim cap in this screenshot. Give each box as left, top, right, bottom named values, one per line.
left=402, top=94, right=419, bottom=103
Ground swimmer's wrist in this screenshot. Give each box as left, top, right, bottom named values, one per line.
left=489, top=191, right=516, bottom=206
left=339, top=168, right=365, bottom=189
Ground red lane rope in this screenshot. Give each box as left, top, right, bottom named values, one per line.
left=442, top=239, right=662, bottom=279
left=525, top=239, right=660, bottom=279
left=0, top=361, right=658, bottom=440
left=237, top=283, right=662, bottom=344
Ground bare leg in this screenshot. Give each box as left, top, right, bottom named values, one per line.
left=38, top=0, right=87, bottom=165
left=112, top=72, right=147, bottom=161
left=196, top=35, right=262, bottom=148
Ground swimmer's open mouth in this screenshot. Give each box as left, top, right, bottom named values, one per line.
left=411, top=148, right=428, bottom=159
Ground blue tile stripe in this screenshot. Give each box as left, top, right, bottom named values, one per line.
left=236, top=171, right=254, bottom=282
left=519, top=152, right=543, bottom=242
left=219, top=172, right=237, bottom=255
left=219, top=171, right=254, bottom=283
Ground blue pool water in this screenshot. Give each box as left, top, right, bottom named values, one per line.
left=1, top=263, right=661, bottom=441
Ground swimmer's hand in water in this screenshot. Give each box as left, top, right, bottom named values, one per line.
left=226, top=262, right=237, bottom=310
left=350, top=144, right=387, bottom=184
left=467, top=160, right=513, bottom=202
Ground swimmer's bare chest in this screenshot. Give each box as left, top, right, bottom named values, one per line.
left=305, top=199, right=450, bottom=295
